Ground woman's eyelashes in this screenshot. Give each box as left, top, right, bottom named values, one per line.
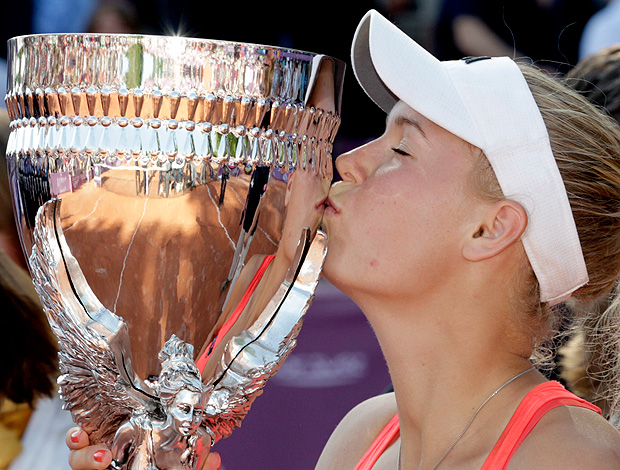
left=391, top=146, right=411, bottom=157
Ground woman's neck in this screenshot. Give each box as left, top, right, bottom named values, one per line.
left=358, top=290, right=542, bottom=469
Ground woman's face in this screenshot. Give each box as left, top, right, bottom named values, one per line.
left=321, top=101, right=481, bottom=300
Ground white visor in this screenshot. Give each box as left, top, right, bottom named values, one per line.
left=351, top=9, right=588, bottom=304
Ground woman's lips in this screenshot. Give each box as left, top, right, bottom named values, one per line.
left=316, top=196, right=328, bottom=212
left=322, top=196, right=341, bottom=215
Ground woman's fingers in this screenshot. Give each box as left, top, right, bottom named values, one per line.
left=203, top=452, right=222, bottom=470
left=65, top=427, right=113, bottom=469
left=65, top=426, right=221, bottom=470
left=68, top=446, right=112, bottom=470
left=65, top=427, right=90, bottom=449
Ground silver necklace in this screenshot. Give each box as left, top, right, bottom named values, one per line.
left=397, top=367, right=535, bottom=470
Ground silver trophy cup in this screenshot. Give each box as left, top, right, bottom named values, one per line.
left=5, top=33, right=344, bottom=469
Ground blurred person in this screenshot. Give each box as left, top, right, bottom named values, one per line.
left=67, top=9, right=620, bottom=470
left=0, top=109, right=58, bottom=405
left=579, top=0, right=620, bottom=59
left=0, top=108, right=59, bottom=468
left=87, top=0, right=141, bottom=34
left=374, top=0, right=443, bottom=56
left=435, top=0, right=600, bottom=74
left=31, top=0, right=98, bottom=34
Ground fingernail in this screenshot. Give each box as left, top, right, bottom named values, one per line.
left=70, top=430, right=80, bottom=443
left=93, top=450, right=107, bottom=463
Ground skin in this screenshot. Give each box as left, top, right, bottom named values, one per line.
left=66, top=101, right=620, bottom=468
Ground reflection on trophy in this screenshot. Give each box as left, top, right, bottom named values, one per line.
left=5, top=34, right=344, bottom=469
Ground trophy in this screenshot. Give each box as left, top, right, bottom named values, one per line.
left=5, top=33, right=344, bottom=469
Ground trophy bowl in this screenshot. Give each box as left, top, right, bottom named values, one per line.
left=5, top=33, right=344, bottom=469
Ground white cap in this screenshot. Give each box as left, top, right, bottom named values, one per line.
left=351, top=10, right=588, bottom=304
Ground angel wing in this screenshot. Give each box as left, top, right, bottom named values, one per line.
left=203, top=228, right=327, bottom=441
left=29, top=198, right=159, bottom=448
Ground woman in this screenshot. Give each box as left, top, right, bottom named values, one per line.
left=66, top=10, right=620, bottom=469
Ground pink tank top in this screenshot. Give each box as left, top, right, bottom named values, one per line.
left=354, top=381, right=602, bottom=470
left=196, top=254, right=275, bottom=373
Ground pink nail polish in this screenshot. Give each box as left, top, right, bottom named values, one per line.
left=93, top=450, right=107, bottom=463
left=70, top=430, right=80, bottom=443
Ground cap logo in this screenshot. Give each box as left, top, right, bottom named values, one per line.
left=462, top=56, right=492, bottom=64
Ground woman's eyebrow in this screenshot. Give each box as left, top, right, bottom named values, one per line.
left=391, top=114, right=428, bottom=141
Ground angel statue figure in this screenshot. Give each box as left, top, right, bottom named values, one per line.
left=110, top=336, right=212, bottom=470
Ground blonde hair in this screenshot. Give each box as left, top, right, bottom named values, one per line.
left=471, top=63, right=620, bottom=422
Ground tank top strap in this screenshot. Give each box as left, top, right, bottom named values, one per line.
left=480, top=380, right=602, bottom=470
left=353, top=413, right=400, bottom=470
left=354, top=381, right=600, bottom=470
left=196, top=254, right=275, bottom=372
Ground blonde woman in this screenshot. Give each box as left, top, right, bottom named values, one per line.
left=67, top=10, right=620, bottom=469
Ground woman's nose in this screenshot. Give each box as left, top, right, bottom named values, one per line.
left=334, top=140, right=377, bottom=184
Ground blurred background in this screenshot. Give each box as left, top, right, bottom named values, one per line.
left=0, top=0, right=616, bottom=468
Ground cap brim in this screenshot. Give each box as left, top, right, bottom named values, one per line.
left=351, top=10, right=476, bottom=146
left=351, top=11, right=398, bottom=113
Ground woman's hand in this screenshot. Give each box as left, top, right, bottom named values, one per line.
left=65, top=427, right=222, bottom=470
left=66, top=427, right=112, bottom=469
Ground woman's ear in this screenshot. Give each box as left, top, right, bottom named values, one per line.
left=463, top=200, right=528, bottom=262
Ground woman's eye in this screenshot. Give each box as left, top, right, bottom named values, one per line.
left=391, top=147, right=410, bottom=156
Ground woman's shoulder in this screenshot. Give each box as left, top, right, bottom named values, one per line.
left=334, top=391, right=398, bottom=436
left=509, top=405, right=620, bottom=469
left=315, top=392, right=398, bottom=470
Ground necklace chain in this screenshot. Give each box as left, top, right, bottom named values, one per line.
left=397, top=367, right=535, bottom=470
